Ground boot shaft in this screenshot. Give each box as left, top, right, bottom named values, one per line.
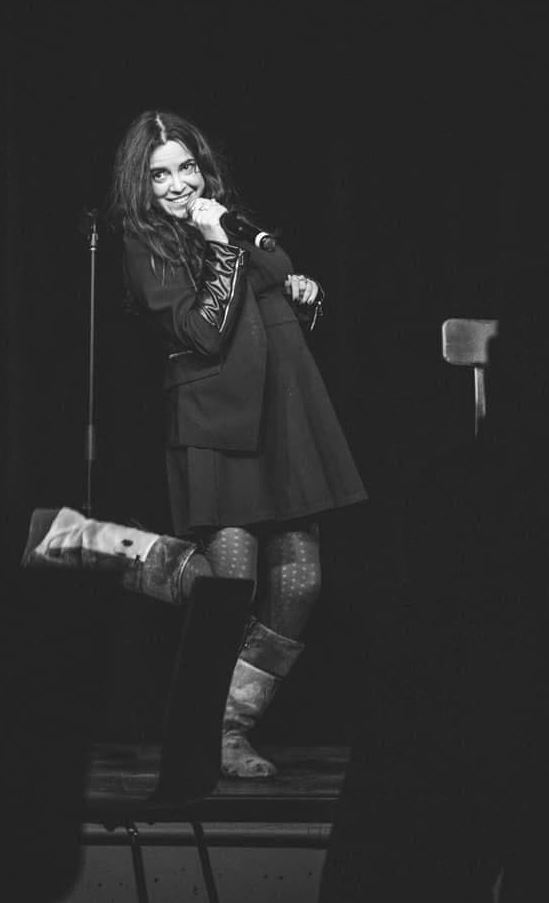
left=22, top=507, right=207, bottom=605
left=239, top=616, right=304, bottom=678
left=224, top=619, right=304, bottom=730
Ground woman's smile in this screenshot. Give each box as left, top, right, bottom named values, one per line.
left=166, top=192, right=194, bottom=213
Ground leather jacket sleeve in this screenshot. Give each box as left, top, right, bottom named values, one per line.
left=195, top=241, right=248, bottom=338
left=124, top=236, right=249, bottom=358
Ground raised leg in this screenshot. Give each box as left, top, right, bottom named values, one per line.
left=21, top=507, right=212, bottom=604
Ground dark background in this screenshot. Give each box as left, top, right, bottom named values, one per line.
left=4, top=1, right=549, bottom=898
left=2, top=0, right=549, bottom=745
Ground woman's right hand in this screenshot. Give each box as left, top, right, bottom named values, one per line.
left=187, top=197, right=229, bottom=244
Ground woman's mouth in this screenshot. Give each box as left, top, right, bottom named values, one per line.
left=168, top=194, right=192, bottom=209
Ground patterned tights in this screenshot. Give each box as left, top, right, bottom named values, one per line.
left=202, top=523, right=321, bottom=640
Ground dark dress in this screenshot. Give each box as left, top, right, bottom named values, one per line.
left=164, top=241, right=367, bottom=535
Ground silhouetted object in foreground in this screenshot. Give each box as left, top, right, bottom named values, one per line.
left=2, top=556, right=251, bottom=901
left=320, top=286, right=549, bottom=901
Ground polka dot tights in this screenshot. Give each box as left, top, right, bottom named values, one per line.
left=202, top=523, right=321, bottom=639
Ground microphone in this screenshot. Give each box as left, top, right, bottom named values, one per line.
left=78, top=207, right=98, bottom=236
left=219, top=211, right=277, bottom=252
left=78, top=208, right=99, bottom=250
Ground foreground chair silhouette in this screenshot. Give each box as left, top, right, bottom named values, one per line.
left=82, top=575, right=253, bottom=903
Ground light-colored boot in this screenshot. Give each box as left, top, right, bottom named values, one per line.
left=21, top=507, right=211, bottom=604
left=221, top=618, right=304, bottom=778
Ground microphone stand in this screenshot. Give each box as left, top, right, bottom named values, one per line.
left=82, top=210, right=99, bottom=517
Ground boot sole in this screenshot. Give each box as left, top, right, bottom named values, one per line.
left=21, top=508, right=59, bottom=566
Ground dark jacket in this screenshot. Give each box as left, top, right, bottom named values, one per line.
left=124, top=235, right=268, bottom=452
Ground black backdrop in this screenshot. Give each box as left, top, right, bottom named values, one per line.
left=3, top=0, right=549, bottom=747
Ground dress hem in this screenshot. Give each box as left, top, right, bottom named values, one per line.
left=178, top=491, right=368, bottom=533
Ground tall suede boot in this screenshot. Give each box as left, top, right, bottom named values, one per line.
left=21, top=507, right=211, bottom=604
left=221, top=617, right=304, bottom=778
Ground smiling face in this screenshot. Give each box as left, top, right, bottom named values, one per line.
left=149, top=140, right=206, bottom=219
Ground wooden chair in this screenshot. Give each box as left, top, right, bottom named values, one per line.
left=442, top=318, right=499, bottom=435
left=82, top=575, right=253, bottom=903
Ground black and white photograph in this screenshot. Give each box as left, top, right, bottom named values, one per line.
left=2, top=1, right=549, bottom=900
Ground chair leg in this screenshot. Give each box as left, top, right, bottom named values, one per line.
left=125, top=822, right=150, bottom=903
left=190, top=820, right=220, bottom=903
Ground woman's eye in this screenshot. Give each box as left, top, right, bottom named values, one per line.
left=151, top=171, right=166, bottom=183
left=181, top=160, right=197, bottom=173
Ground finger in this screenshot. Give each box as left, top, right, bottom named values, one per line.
left=297, top=275, right=310, bottom=304
left=193, top=200, right=222, bottom=228
left=300, top=283, right=313, bottom=305
left=289, top=275, right=301, bottom=302
left=188, top=199, right=208, bottom=225
left=207, top=199, right=223, bottom=218
left=300, top=281, right=315, bottom=305
left=296, top=276, right=307, bottom=303
left=305, top=281, right=319, bottom=305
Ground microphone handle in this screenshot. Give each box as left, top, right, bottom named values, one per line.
left=220, top=212, right=277, bottom=252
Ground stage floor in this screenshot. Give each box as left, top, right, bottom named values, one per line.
left=83, top=745, right=350, bottom=848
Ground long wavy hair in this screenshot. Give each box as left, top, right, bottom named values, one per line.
left=111, top=110, right=240, bottom=280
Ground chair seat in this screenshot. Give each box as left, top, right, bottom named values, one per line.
left=84, top=743, right=161, bottom=809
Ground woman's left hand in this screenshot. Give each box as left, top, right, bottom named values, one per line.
left=284, top=274, right=319, bottom=306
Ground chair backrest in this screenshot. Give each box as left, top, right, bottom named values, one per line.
left=441, top=318, right=499, bottom=367
left=156, top=575, right=253, bottom=803
left=83, top=574, right=253, bottom=817
left=442, top=318, right=499, bottom=435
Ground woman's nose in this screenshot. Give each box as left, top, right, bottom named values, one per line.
left=170, top=171, right=184, bottom=193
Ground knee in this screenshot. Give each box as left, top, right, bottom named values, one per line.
left=180, top=551, right=213, bottom=598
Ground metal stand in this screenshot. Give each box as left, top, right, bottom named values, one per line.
left=125, top=822, right=150, bottom=903
left=83, top=210, right=99, bottom=516
left=473, top=366, right=487, bottom=438
left=191, top=820, right=221, bottom=903
left=115, top=819, right=219, bottom=903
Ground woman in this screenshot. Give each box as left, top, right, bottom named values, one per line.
left=111, top=110, right=367, bottom=778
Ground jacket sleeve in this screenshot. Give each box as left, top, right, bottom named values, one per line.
left=124, top=236, right=249, bottom=358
